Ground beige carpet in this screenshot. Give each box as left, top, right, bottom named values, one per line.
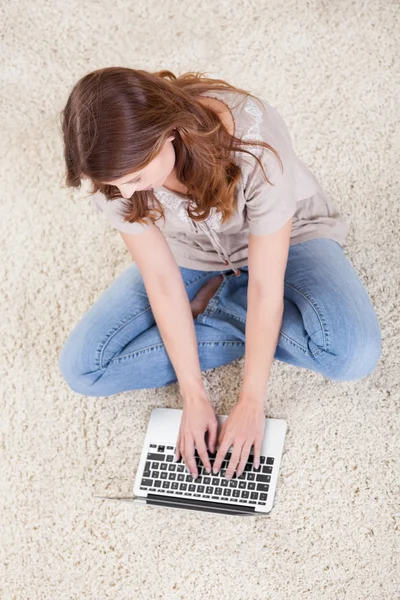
left=1, top=1, right=399, bottom=598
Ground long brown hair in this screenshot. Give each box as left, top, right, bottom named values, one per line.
left=60, top=67, right=283, bottom=228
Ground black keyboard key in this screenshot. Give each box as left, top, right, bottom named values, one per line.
left=256, top=483, right=269, bottom=492
left=223, top=489, right=232, bottom=497
left=140, top=478, right=152, bottom=487
left=147, top=453, right=165, bottom=461
left=256, top=474, right=271, bottom=483
left=162, top=481, right=170, bottom=489
left=266, top=457, right=274, bottom=465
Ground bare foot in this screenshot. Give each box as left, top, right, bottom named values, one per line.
left=190, top=274, right=224, bottom=318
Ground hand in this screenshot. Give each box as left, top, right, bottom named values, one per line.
left=212, top=395, right=265, bottom=479
left=174, top=392, right=218, bottom=479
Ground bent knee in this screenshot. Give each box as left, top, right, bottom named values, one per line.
left=58, top=341, right=99, bottom=397
left=320, top=320, right=382, bottom=381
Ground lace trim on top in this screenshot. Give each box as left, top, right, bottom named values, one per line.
left=153, top=93, right=265, bottom=272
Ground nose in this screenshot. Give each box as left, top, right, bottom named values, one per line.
left=120, top=187, right=137, bottom=198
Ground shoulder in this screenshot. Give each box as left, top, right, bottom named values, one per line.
left=197, top=94, right=235, bottom=136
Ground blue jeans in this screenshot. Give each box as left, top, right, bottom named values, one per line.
left=58, top=239, right=382, bottom=397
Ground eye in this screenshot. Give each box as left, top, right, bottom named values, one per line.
left=121, top=177, right=141, bottom=186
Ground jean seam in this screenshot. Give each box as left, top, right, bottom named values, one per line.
left=99, top=273, right=230, bottom=369
left=182, top=272, right=220, bottom=287
left=283, top=282, right=329, bottom=355
left=205, top=273, right=237, bottom=315
left=212, top=307, right=246, bottom=323
left=280, top=331, right=323, bottom=357
left=98, top=306, right=153, bottom=369
left=110, top=340, right=245, bottom=362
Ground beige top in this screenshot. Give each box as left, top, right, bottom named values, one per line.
left=91, top=88, right=349, bottom=274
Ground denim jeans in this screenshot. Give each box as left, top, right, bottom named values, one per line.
left=58, top=238, right=382, bottom=397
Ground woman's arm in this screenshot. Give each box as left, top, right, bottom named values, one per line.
left=120, top=226, right=207, bottom=400
left=240, top=217, right=293, bottom=401
left=146, top=271, right=206, bottom=398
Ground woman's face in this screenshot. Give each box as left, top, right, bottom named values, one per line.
left=103, top=134, right=176, bottom=198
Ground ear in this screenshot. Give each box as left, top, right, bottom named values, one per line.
left=167, top=135, right=175, bottom=142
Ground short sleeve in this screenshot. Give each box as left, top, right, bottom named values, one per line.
left=242, top=100, right=298, bottom=236
left=90, top=192, right=152, bottom=235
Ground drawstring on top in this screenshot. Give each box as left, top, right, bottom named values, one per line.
left=193, top=220, right=241, bottom=276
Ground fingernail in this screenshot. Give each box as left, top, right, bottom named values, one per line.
left=206, top=467, right=211, bottom=474
left=213, top=467, right=218, bottom=474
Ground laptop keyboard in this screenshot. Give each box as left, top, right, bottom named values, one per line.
left=139, top=444, right=274, bottom=506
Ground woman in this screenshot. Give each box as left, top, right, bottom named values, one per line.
left=58, top=67, right=381, bottom=481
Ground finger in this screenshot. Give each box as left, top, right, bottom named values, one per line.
left=225, top=441, right=244, bottom=480
left=183, top=437, right=198, bottom=478
left=174, top=433, right=181, bottom=461
left=253, top=439, right=262, bottom=470
left=207, top=422, right=218, bottom=454
left=236, top=442, right=253, bottom=477
left=195, top=435, right=212, bottom=474
left=212, top=438, right=231, bottom=474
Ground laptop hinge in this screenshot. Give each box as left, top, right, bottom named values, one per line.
left=145, top=493, right=257, bottom=516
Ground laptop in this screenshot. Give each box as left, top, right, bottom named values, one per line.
left=96, top=407, right=287, bottom=516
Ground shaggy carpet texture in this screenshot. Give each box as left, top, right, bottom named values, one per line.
left=1, top=1, right=399, bottom=598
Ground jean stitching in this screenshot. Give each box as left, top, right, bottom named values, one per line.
left=283, top=282, right=329, bottom=354
left=182, top=272, right=220, bottom=287
left=98, top=272, right=226, bottom=368
left=110, top=340, right=245, bottom=362
left=213, top=307, right=246, bottom=323
left=280, top=330, right=323, bottom=356
left=204, top=273, right=237, bottom=315
left=98, top=306, right=153, bottom=369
